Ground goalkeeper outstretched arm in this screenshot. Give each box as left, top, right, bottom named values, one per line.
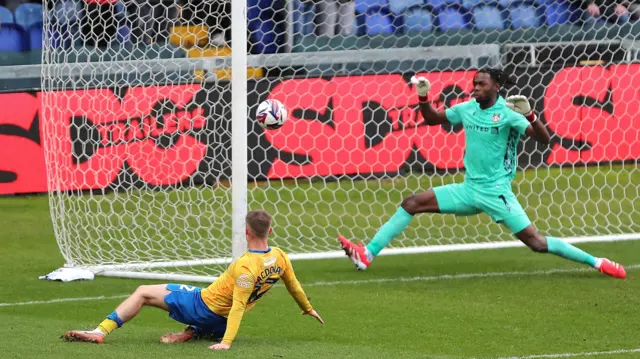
left=505, top=95, right=551, bottom=144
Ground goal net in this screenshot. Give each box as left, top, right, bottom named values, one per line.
left=41, top=0, right=640, bottom=282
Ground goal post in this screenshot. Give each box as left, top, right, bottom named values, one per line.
left=37, top=0, right=640, bottom=282
left=231, top=0, right=248, bottom=261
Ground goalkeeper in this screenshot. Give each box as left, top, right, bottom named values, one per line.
left=338, top=68, right=626, bottom=279
left=63, top=210, right=324, bottom=350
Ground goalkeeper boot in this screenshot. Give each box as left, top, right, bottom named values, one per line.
left=599, top=259, right=627, bottom=279
left=338, top=235, right=371, bottom=271
left=63, top=330, right=105, bottom=344
left=160, top=326, right=196, bottom=343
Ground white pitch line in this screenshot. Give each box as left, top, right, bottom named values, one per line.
left=0, top=294, right=129, bottom=307
left=305, top=264, right=640, bottom=287
left=487, top=348, right=640, bottom=359
left=0, top=264, right=637, bottom=308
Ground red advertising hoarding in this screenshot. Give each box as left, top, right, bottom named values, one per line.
left=1, top=65, right=638, bottom=195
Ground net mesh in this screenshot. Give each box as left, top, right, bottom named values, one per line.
left=41, top=0, right=640, bottom=279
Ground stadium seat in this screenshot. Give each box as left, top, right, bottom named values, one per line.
left=52, top=0, right=82, bottom=26
left=364, top=8, right=395, bottom=35
left=14, top=3, right=43, bottom=30
left=0, top=24, right=25, bottom=51
left=389, top=0, right=423, bottom=14
left=169, top=25, right=209, bottom=48
left=0, top=5, right=13, bottom=24
left=544, top=1, right=574, bottom=26
left=472, top=5, right=505, bottom=30
left=113, top=2, right=130, bottom=44
left=247, top=0, right=287, bottom=54
left=116, top=25, right=131, bottom=45
left=27, top=22, right=42, bottom=49
left=404, top=6, right=434, bottom=32
left=508, top=2, right=540, bottom=28
left=186, top=47, right=264, bottom=81
left=429, top=0, right=462, bottom=10
left=49, top=0, right=83, bottom=49
left=463, top=0, right=499, bottom=8
left=355, top=0, right=389, bottom=14
left=498, top=0, right=515, bottom=7
left=435, top=5, right=472, bottom=31
left=292, top=0, right=314, bottom=35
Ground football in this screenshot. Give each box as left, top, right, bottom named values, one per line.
left=256, top=99, right=288, bottom=130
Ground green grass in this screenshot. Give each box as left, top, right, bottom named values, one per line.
left=1, top=166, right=640, bottom=358
left=45, top=165, right=640, bottom=274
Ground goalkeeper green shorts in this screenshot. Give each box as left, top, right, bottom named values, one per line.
left=432, top=181, right=531, bottom=234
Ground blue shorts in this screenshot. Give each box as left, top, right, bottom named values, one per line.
left=433, top=181, right=532, bottom=234
left=164, top=284, right=227, bottom=336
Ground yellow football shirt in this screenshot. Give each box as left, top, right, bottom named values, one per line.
left=200, top=247, right=313, bottom=346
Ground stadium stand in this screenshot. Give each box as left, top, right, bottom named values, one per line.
left=0, top=0, right=637, bottom=70
left=0, top=5, right=13, bottom=23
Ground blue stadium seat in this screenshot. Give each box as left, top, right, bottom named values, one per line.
left=0, top=6, right=12, bottom=24
left=27, top=22, right=42, bottom=49
left=404, top=6, right=435, bottom=32
left=429, top=0, right=461, bottom=10
left=364, top=8, right=395, bottom=35
left=389, top=0, right=423, bottom=14
left=48, top=0, right=83, bottom=48
left=498, top=0, right=515, bottom=7
left=52, top=0, right=82, bottom=26
left=113, top=2, right=130, bottom=44
left=508, top=2, right=540, bottom=28
left=0, top=24, right=26, bottom=51
left=544, top=1, right=573, bottom=25
left=247, top=0, right=287, bottom=54
left=435, top=5, right=472, bottom=31
left=472, top=5, right=505, bottom=30
left=355, top=0, right=388, bottom=14
left=14, top=3, right=43, bottom=30
left=292, top=0, right=314, bottom=35
left=463, top=0, right=499, bottom=7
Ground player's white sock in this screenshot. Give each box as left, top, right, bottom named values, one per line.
left=365, top=248, right=375, bottom=262
left=594, top=258, right=603, bottom=269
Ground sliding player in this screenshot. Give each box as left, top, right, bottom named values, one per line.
left=63, top=210, right=324, bottom=350
left=338, top=69, right=626, bottom=279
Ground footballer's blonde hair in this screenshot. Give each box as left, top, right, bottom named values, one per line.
left=246, top=210, right=272, bottom=238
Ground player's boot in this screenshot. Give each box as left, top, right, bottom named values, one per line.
left=338, top=235, right=371, bottom=271
left=62, top=330, right=105, bottom=344
left=599, top=259, right=627, bottom=279
left=160, top=326, right=196, bottom=343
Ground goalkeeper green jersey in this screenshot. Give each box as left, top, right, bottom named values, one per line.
left=444, top=96, right=531, bottom=186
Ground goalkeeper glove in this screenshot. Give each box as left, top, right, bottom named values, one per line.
left=506, top=95, right=537, bottom=123
left=410, top=76, right=431, bottom=102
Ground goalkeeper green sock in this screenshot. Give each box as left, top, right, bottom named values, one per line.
left=546, top=237, right=598, bottom=267
left=366, top=207, right=414, bottom=257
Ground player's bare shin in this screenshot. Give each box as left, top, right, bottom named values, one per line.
left=63, top=284, right=171, bottom=343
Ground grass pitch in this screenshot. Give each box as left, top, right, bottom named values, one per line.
left=1, top=165, right=639, bottom=358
